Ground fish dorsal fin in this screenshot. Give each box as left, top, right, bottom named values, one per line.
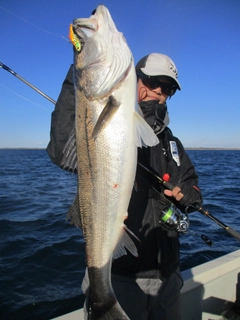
left=92, top=95, right=120, bottom=140
left=113, top=224, right=140, bottom=259
left=60, top=128, right=78, bottom=173
left=66, top=194, right=81, bottom=228
left=133, top=110, right=159, bottom=148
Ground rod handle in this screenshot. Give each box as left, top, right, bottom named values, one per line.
left=162, top=181, right=174, bottom=190
left=226, top=226, right=240, bottom=242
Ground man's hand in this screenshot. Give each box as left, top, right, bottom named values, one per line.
left=164, top=186, right=184, bottom=202
left=164, top=184, right=202, bottom=209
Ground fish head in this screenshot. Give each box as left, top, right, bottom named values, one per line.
left=71, top=5, right=133, bottom=100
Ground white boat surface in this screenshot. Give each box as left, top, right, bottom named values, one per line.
left=52, top=249, right=240, bottom=320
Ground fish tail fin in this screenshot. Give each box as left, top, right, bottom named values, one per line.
left=89, top=301, right=130, bottom=320
left=133, top=110, right=159, bottom=147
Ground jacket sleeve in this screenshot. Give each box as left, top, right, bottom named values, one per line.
left=46, top=65, right=75, bottom=167
left=173, top=138, right=203, bottom=212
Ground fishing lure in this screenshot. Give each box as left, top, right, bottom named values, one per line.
left=69, top=24, right=81, bottom=51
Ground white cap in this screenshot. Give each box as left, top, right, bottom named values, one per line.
left=135, top=53, right=181, bottom=90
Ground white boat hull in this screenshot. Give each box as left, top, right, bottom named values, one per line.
left=181, top=249, right=240, bottom=320
left=52, top=249, right=240, bottom=320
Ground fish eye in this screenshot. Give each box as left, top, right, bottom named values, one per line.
left=91, top=9, right=96, bottom=15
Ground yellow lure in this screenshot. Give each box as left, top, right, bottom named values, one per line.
left=69, top=24, right=81, bottom=51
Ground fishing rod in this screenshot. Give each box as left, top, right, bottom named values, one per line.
left=3, top=60, right=239, bottom=242
left=138, top=162, right=240, bottom=242
left=0, top=62, right=56, bottom=105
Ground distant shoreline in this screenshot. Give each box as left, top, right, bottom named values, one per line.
left=0, top=147, right=240, bottom=151
left=185, top=147, right=240, bottom=150
left=0, top=148, right=47, bottom=150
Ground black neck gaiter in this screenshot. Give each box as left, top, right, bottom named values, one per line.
left=139, top=101, right=170, bottom=135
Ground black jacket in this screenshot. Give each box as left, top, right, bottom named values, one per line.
left=112, top=128, right=202, bottom=280
left=47, top=65, right=75, bottom=168
left=47, top=65, right=203, bottom=280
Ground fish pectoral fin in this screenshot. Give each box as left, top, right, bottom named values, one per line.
left=92, top=95, right=120, bottom=140
left=133, top=111, right=159, bottom=148
left=60, top=127, right=78, bottom=173
left=66, top=194, right=81, bottom=228
left=113, top=225, right=140, bottom=259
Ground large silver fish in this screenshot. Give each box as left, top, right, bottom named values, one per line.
left=62, top=5, right=158, bottom=320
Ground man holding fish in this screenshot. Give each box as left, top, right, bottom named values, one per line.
left=47, top=5, right=202, bottom=320
left=108, top=52, right=203, bottom=320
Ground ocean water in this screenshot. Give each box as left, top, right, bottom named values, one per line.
left=0, top=149, right=240, bottom=319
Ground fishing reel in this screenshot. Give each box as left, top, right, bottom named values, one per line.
left=159, top=205, right=190, bottom=233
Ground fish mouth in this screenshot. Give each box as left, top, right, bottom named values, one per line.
left=73, top=18, right=97, bottom=35
left=69, top=16, right=97, bottom=52
left=73, top=10, right=98, bottom=38
left=69, top=6, right=109, bottom=52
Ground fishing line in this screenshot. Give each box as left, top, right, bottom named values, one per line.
left=0, top=83, right=49, bottom=111
left=0, top=5, right=69, bottom=42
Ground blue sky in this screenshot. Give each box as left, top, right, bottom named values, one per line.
left=0, top=0, right=239, bottom=148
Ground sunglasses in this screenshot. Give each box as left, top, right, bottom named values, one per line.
left=137, top=72, right=177, bottom=96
